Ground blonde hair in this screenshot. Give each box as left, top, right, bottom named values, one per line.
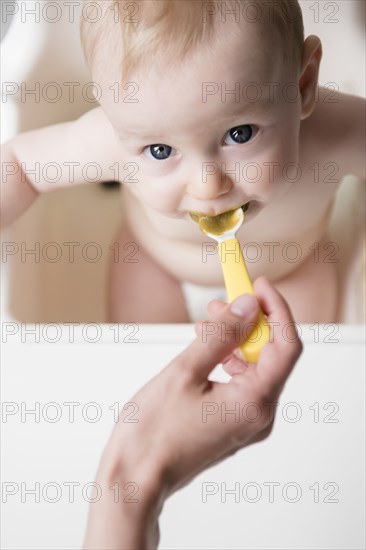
left=80, top=0, right=304, bottom=81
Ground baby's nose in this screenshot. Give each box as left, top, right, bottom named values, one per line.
left=186, top=162, right=233, bottom=200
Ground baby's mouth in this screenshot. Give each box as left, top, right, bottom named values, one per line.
left=189, top=201, right=252, bottom=221
left=241, top=200, right=263, bottom=222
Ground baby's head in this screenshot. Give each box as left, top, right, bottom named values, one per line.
left=80, top=0, right=322, bottom=220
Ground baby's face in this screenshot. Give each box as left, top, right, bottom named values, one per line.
left=99, top=23, right=303, bottom=223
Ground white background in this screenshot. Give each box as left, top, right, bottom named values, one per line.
left=1, top=325, right=365, bottom=549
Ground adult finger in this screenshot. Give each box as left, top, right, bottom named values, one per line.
left=194, top=299, right=227, bottom=337
left=207, top=299, right=227, bottom=318
left=222, top=354, right=250, bottom=376
left=253, top=277, right=303, bottom=391
left=173, top=294, right=260, bottom=383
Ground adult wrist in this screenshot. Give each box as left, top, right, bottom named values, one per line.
left=97, top=437, right=167, bottom=517
left=83, top=443, right=164, bottom=549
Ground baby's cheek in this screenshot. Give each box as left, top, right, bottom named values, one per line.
left=126, top=178, right=182, bottom=214
left=145, top=192, right=178, bottom=213
left=265, top=134, right=300, bottom=193
left=244, top=145, right=298, bottom=202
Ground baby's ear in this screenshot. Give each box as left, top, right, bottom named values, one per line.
left=299, top=35, right=322, bottom=120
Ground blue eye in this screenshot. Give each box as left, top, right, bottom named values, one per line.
left=224, top=125, right=255, bottom=145
left=144, top=144, right=175, bottom=160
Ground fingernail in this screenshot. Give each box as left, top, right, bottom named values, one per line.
left=230, top=294, right=257, bottom=317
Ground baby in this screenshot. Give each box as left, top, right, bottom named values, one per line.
left=2, top=0, right=365, bottom=324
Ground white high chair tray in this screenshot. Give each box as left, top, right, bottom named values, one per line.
left=1, top=324, right=365, bottom=549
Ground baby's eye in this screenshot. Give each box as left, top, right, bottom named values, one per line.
left=223, top=125, right=256, bottom=145
left=143, top=144, right=176, bottom=160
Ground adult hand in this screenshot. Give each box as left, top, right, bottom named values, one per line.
left=83, top=276, right=303, bottom=549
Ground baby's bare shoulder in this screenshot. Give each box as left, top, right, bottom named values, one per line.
left=301, top=88, right=365, bottom=179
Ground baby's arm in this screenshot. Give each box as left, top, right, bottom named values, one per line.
left=313, top=91, right=366, bottom=180
left=1, top=106, right=119, bottom=228
left=339, top=93, right=366, bottom=180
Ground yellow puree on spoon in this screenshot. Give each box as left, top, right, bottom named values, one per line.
left=189, top=208, right=243, bottom=235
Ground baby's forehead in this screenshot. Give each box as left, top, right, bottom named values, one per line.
left=171, top=17, right=280, bottom=75
left=101, top=65, right=285, bottom=143
left=101, top=24, right=285, bottom=100
left=96, top=19, right=292, bottom=137
left=87, top=1, right=303, bottom=117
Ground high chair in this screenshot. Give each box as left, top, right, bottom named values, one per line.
left=1, top=0, right=365, bottom=323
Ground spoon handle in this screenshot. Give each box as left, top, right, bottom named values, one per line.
left=218, top=238, right=270, bottom=363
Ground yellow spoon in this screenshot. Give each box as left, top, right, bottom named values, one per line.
left=189, top=205, right=269, bottom=363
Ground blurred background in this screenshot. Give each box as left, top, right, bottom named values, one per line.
left=1, top=0, right=365, bottom=322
